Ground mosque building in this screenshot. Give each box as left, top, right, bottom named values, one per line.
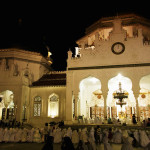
left=0, top=13, right=150, bottom=127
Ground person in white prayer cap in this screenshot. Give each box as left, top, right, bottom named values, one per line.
left=122, top=130, right=128, bottom=141
left=103, top=130, right=113, bottom=150
left=27, top=128, right=35, bottom=142
left=21, top=128, right=27, bottom=142
left=72, top=130, right=79, bottom=149
left=3, top=128, right=10, bottom=143
left=33, top=128, right=41, bottom=143
left=66, top=127, right=72, bottom=139
left=139, top=130, right=150, bottom=148
left=40, top=128, right=45, bottom=143
left=61, top=128, right=67, bottom=138
left=89, top=127, right=96, bottom=150
left=121, top=136, right=134, bottom=150
left=14, top=128, right=22, bottom=142
left=54, top=127, right=62, bottom=143
left=81, top=128, right=89, bottom=150
left=112, top=128, right=122, bottom=144
left=78, top=128, right=82, bottom=141
left=9, top=128, right=16, bottom=142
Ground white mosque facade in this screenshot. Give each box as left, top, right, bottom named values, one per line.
left=1, top=14, right=150, bottom=127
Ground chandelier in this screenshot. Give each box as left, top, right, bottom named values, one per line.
left=93, top=89, right=102, bottom=99
left=113, top=82, right=128, bottom=107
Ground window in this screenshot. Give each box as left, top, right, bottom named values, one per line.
left=48, top=93, right=59, bottom=118
left=34, top=96, right=41, bottom=116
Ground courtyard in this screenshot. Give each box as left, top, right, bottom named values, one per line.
left=0, top=143, right=145, bottom=150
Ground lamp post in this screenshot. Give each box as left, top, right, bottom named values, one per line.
left=23, top=101, right=26, bottom=122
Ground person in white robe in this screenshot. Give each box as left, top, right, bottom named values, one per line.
left=27, top=128, right=35, bottom=142
left=72, top=129, right=79, bottom=144
left=78, top=128, right=82, bottom=141
left=66, top=127, right=72, bottom=139
left=89, top=127, right=96, bottom=150
left=61, top=128, right=67, bottom=138
left=133, top=130, right=140, bottom=143
left=21, top=128, right=27, bottom=142
left=0, top=128, right=4, bottom=142
left=33, top=128, right=41, bottom=143
left=54, top=127, right=62, bottom=143
left=72, top=130, right=79, bottom=149
left=122, top=130, right=128, bottom=141
left=80, top=128, right=89, bottom=150
left=9, top=128, right=16, bottom=142
left=14, top=128, right=22, bottom=142
left=3, top=128, right=10, bottom=143
left=139, top=130, right=150, bottom=148
left=52, top=127, right=57, bottom=139
left=103, top=131, right=113, bottom=150
left=121, top=136, right=134, bottom=150
left=112, top=128, right=122, bottom=144
left=40, top=128, right=45, bottom=143
left=146, top=130, right=150, bottom=140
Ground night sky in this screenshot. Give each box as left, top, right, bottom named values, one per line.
left=0, top=3, right=150, bottom=71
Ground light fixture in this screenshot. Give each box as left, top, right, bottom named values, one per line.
left=113, top=82, right=128, bottom=107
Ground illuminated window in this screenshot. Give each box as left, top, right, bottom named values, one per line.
left=34, top=96, right=41, bottom=116
left=48, top=93, right=59, bottom=118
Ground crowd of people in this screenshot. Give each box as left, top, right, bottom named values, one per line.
left=42, top=125, right=150, bottom=150
left=0, top=127, right=44, bottom=143
left=1, top=123, right=150, bottom=150
left=0, top=119, right=23, bottom=128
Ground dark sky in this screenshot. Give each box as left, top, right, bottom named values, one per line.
left=0, top=3, right=149, bottom=71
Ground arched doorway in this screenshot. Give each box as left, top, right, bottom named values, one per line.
left=79, top=76, right=104, bottom=119
left=0, top=90, right=14, bottom=120
left=139, top=74, right=150, bottom=121
left=107, top=74, right=136, bottom=123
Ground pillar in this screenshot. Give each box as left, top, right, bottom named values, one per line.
left=134, top=93, right=140, bottom=122
left=13, top=95, right=17, bottom=120
left=110, top=107, right=112, bottom=118
left=4, top=106, right=8, bottom=120
left=132, top=78, right=140, bottom=122
left=74, top=93, right=79, bottom=118
left=65, top=71, right=73, bottom=124
left=101, top=80, right=108, bottom=120
left=103, top=93, right=108, bottom=120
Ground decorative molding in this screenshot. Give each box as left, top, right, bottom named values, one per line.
left=68, top=63, right=150, bottom=71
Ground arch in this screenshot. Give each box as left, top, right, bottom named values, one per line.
left=79, top=76, right=103, bottom=119
left=139, top=74, right=150, bottom=120
left=0, top=90, right=14, bottom=120
left=140, top=74, right=150, bottom=90
left=33, top=96, right=42, bottom=117
left=48, top=93, right=59, bottom=118
left=107, top=74, right=135, bottom=121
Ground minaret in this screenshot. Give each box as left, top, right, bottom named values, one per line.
left=46, top=46, right=52, bottom=64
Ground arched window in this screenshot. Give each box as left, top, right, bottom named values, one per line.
left=48, top=93, right=59, bottom=118
left=33, top=96, right=41, bottom=116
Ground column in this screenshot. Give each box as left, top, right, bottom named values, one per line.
left=65, top=71, right=73, bottom=124
left=74, top=94, right=79, bottom=118
left=110, top=107, right=112, bottom=118
left=103, top=93, right=108, bottom=120
left=134, top=93, right=140, bottom=122
left=132, top=79, right=140, bottom=122
left=13, top=96, right=17, bottom=120
left=101, top=80, right=108, bottom=120
left=4, top=105, right=8, bottom=120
